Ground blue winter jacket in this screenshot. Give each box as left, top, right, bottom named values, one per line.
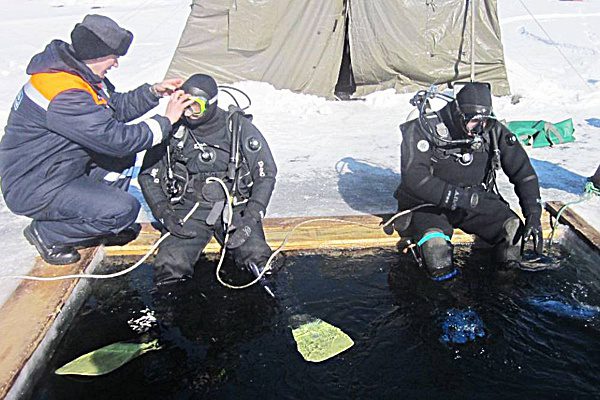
left=0, top=40, right=171, bottom=215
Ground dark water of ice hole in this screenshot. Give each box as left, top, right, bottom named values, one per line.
left=34, top=244, right=600, bottom=399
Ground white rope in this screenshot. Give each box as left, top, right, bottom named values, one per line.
left=0, top=203, right=200, bottom=282
left=213, top=181, right=433, bottom=290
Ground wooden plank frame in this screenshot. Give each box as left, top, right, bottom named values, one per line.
left=545, top=201, right=600, bottom=254
left=106, top=211, right=554, bottom=257
left=3, top=206, right=588, bottom=399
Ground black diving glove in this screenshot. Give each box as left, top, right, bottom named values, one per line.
left=383, top=212, right=412, bottom=235
left=155, top=202, right=197, bottom=239
left=227, top=207, right=262, bottom=249
left=442, top=187, right=499, bottom=215
left=523, top=213, right=543, bottom=254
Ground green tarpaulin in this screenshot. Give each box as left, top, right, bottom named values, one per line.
left=507, top=119, right=575, bottom=148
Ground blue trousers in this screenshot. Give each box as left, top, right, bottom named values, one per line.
left=30, top=161, right=139, bottom=246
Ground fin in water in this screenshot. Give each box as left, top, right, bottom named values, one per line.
left=55, top=339, right=161, bottom=376
left=290, top=314, right=354, bottom=362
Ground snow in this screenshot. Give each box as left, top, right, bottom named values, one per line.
left=0, top=0, right=598, bottom=307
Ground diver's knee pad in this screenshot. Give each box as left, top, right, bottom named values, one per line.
left=493, top=217, right=523, bottom=263
left=417, top=231, right=457, bottom=281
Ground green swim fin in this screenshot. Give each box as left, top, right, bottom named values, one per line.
left=290, top=314, right=354, bottom=363
left=55, top=339, right=161, bottom=376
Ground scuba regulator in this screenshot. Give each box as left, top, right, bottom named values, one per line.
left=411, top=84, right=488, bottom=150
left=409, top=82, right=503, bottom=190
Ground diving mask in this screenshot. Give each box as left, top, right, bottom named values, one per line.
left=184, top=93, right=218, bottom=118
left=462, top=113, right=496, bottom=136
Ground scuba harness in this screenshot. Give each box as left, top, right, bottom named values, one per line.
left=161, top=86, right=253, bottom=225
left=410, top=85, right=502, bottom=194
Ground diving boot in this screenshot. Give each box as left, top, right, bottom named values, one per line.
left=418, top=231, right=458, bottom=281
left=24, top=223, right=81, bottom=265
left=493, top=217, right=522, bottom=268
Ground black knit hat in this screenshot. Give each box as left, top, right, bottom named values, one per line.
left=456, top=82, right=493, bottom=117
left=71, top=14, right=133, bottom=61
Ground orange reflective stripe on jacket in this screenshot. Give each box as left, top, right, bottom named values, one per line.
left=29, top=72, right=107, bottom=106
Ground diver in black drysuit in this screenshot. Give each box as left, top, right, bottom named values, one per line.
left=139, top=74, right=277, bottom=286
left=388, top=82, right=543, bottom=281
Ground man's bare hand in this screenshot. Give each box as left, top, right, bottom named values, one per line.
left=165, top=90, right=194, bottom=125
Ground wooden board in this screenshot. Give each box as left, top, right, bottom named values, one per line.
left=545, top=201, right=600, bottom=253
left=0, top=247, right=101, bottom=399
left=106, top=211, right=553, bottom=256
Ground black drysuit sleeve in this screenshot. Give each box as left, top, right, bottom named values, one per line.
left=496, top=124, right=542, bottom=217
left=105, top=80, right=161, bottom=123
left=239, top=118, right=277, bottom=217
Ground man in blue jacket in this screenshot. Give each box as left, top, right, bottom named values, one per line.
left=0, top=14, right=193, bottom=265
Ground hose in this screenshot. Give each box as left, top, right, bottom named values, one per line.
left=548, top=182, right=598, bottom=246
left=0, top=203, right=201, bottom=282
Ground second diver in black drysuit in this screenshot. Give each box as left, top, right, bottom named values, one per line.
left=139, top=74, right=277, bottom=288
left=388, top=82, right=543, bottom=281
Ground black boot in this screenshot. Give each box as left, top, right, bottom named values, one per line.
left=23, top=223, right=81, bottom=265
left=74, top=223, right=142, bottom=249
left=418, top=231, right=458, bottom=281
left=104, top=223, right=142, bottom=246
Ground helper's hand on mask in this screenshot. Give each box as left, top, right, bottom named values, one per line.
left=156, top=202, right=197, bottom=239
left=165, top=90, right=194, bottom=125
left=151, top=78, right=184, bottom=97
left=227, top=208, right=262, bottom=249
left=523, top=213, right=543, bottom=254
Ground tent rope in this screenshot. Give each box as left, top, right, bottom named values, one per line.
left=516, top=0, right=592, bottom=90
left=470, top=0, right=476, bottom=82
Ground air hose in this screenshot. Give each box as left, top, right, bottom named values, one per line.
left=548, top=181, right=598, bottom=245
left=0, top=203, right=201, bottom=282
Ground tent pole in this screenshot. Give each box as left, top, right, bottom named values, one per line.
left=470, top=0, right=476, bottom=82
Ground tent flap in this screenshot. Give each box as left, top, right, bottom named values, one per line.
left=167, top=0, right=346, bottom=98
left=167, top=0, right=510, bottom=98
left=348, top=0, right=510, bottom=96
left=228, top=0, right=278, bottom=51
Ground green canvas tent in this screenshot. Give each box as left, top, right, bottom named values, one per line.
left=166, top=0, right=510, bottom=98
